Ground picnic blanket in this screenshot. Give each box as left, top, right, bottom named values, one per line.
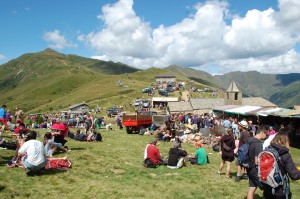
left=7, top=157, right=71, bottom=171
left=45, top=158, right=71, bottom=170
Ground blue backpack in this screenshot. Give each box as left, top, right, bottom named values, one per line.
left=237, top=143, right=252, bottom=168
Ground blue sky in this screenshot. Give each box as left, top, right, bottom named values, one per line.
left=1, top=0, right=299, bottom=75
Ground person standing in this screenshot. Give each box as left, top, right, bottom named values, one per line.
left=84, top=113, right=94, bottom=134
left=235, top=120, right=250, bottom=182
left=0, top=105, right=7, bottom=135
left=246, top=125, right=269, bottom=199
left=262, top=130, right=300, bottom=199
left=15, top=106, right=24, bottom=123
left=222, top=117, right=231, bottom=132
left=115, top=115, right=123, bottom=130
left=217, top=128, right=236, bottom=179
left=6, top=110, right=12, bottom=123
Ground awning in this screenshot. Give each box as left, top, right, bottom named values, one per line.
left=152, top=97, right=179, bottom=102
left=213, top=105, right=263, bottom=116
left=257, top=108, right=300, bottom=118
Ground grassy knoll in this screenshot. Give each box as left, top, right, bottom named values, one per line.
left=1, top=129, right=299, bottom=199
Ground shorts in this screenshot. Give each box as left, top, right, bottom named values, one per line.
left=0, top=118, right=7, bottom=126
left=189, top=157, right=198, bottom=165
left=22, top=157, right=46, bottom=171
left=247, top=167, right=263, bottom=189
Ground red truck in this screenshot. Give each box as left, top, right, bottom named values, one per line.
left=122, top=111, right=160, bottom=134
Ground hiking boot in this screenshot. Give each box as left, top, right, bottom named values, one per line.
left=143, top=163, right=148, bottom=168
left=242, top=173, right=249, bottom=180
left=235, top=176, right=242, bottom=182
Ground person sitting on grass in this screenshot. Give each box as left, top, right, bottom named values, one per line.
left=188, top=141, right=209, bottom=165
left=144, top=138, right=166, bottom=168
left=43, top=132, right=70, bottom=157
left=167, top=141, right=188, bottom=169
left=18, top=131, right=47, bottom=176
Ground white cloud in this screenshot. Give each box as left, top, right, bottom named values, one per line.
left=224, top=8, right=294, bottom=58
left=81, top=0, right=300, bottom=74
left=276, top=0, right=300, bottom=42
left=0, top=54, right=6, bottom=59
left=194, top=49, right=300, bottom=75
left=43, top=30, right=77, bottom=49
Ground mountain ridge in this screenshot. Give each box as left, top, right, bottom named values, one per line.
left=1, top=48, right=299, bottom=112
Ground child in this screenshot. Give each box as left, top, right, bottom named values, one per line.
left=43, top=132, right=70, bottom=157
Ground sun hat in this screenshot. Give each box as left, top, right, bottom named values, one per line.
left=238, top=120, right=248, bottom=128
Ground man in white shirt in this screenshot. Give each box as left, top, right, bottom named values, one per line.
left=18, top=131, right=47, bottom=175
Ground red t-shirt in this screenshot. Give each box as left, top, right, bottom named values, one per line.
left=147, top=144, right=161, bottom=164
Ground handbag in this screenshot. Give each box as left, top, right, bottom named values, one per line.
left=223, top=142, right=231, bottom=152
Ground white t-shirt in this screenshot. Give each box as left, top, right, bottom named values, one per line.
left=263, top=134, right=276, bottom=149
left=19, top=140, right=46, bottom=166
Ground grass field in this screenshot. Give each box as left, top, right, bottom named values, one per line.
left=1, top=127, right=300, bottom=199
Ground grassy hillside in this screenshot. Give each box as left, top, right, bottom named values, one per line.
left=165, top=65, right=223, bottom=89
left=270, top=80, right=300, bottom=107
left=0, top=49, right=140, bottom=112
left=215, top=71, right=283, bottom=99
left=1, top=49, right=300, bottom=111
left=1, top=129, right=300, bottom=199
left=0, top=51, right=209, bottom=113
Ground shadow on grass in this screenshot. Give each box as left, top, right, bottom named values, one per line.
left=0, top=185, right=5, bottom=191
left=0, top=155, right=15, bottom=164
left=26, top=169, right=70, bottom=177
left=243, top=194, right=264, bottom=199
left=67, top=147, right=85, bottom=151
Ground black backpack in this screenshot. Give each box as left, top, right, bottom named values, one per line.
left=95, top=133, right=102, bottom=142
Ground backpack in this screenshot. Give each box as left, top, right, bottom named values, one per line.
left=258, top=146, right=290, bottom=198
left=237, top=143, right=252, bottom=168
left=95, top=133, right=102, bottom=142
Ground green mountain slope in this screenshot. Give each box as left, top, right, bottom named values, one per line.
left=166, top=65, right=300, bottom=108
left=0, top=50, right=202, bottom=113
left=270, top=80, right=300, bottom=107
left=164, top=65, right=222, bottom=89
left=0, top=49, right=139, bottom=112
left=215, top=71, right=283, bottom=98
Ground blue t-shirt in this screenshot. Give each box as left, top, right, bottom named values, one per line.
left=0, top=108, right=6, bottom=119
left=223, top=120, right=231, bottom=128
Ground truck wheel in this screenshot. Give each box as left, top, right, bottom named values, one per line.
left=126, top=126, right=133, bottom=134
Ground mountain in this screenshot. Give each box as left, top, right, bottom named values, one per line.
left=164, top=65, right=223, bottom=88
left=270, top=80, right=300, bottom=107
left=0, top=49, right=196, bottom=113
left=166, top=65, right=300, bottom=108
left=0, top=48, right=140, bottom=112
left=1, top=49, right=299, bottom=112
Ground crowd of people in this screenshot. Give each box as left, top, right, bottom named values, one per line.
left=142, top=113, right=300, bottom=199
left=1, top=103, right=300, bottom=198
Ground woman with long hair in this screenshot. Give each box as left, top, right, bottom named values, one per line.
left=263, top=129, right=300, bottom=199
left=217, top=127, right=236, bottom=179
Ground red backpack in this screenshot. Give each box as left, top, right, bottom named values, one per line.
left=258, top=146, right=289, bottom=198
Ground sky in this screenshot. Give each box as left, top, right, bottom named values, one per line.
left=1, top=0, right=300, bottom=75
